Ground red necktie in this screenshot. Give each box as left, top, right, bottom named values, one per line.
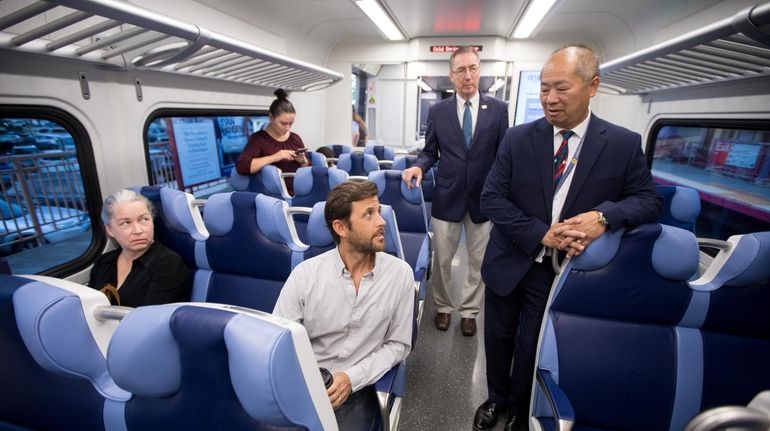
left=553, top=130, right=574, bottom=189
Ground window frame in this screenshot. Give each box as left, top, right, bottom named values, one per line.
left=143, top=108, right=269, bottom=189
left=646, top=117, right=770, bottom=238
left=0, top=105, right=104, bottom=276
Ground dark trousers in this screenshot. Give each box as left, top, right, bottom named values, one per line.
left=335, top=385, right=378, bottom=431
left=484, top=261, right=555, bottom=416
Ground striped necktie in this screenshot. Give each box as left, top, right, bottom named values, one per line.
left=553, top=130, right=574, bottom=189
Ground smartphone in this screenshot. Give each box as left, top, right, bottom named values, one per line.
left=294, top=148, right=307, bottom=155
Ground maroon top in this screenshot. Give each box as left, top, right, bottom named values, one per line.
left=235, top=130, right=305, bottom=194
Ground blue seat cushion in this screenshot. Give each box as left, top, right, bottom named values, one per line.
left=0, top=276, right=106, bottom=431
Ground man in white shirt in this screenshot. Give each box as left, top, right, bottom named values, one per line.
left=274, top=180, right=415, bottom=431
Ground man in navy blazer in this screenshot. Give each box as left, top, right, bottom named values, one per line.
left=473, top=45, right=662, bottom=431
left=403, top=46, right=508, bottom=336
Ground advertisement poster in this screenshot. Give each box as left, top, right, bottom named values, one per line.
left=171, top=117, right=221, bottom=187
left=514, top=70, right=543, bottom=126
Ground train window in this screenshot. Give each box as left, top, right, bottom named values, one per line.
left=0, top=108, right=102, bottom=275
left=144, top=111, right=269, bottom=197
left=648, top=120, right=770, bottom=239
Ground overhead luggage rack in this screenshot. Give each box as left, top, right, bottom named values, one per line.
left=0, top=0, right=343, bottom=92
left=599, top=2, right=770, bottom=95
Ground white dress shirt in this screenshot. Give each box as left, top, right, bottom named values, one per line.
left=273, top=248, right=414, bottom=392
left=456, top=91, right=480, bottom=138
left=536, top=110, right=592, bottom=262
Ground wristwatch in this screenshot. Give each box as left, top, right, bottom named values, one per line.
left=597, top=211, right=609, bottom=227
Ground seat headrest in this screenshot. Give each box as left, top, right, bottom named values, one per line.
left=229, top=168, right=249, bottom=191
left=226, top=313, right=326, bottom=428
left=573, top=224, right=698, bottom=281
left=651, top=224, right=700, bottom=280
left=656, top=185, right=700, bottom=231
left=306, top=202, right=333, bottom=247
left=108, top=303, right=335, bottom=429
left=380, top=204, right=404, bottom=259
left=724, top=232, right=770, bottom=287
left=203, top=192, right=236, bottom=235
left=159, top=187, right=208, bottom=241
left=255, top=193, right=305, bottom=251
left=369, top=170, right=423, bottom=205
left=293, top=166, right=347, bottom=196
left=13, top=276, right=129, bottom=400
left=107, top=304, right=183, bottom=397
left=391, top=155, right=412, bottom=171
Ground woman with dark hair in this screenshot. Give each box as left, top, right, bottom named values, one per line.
left=88, top=189, right=188, bottom=307
left=236, top=89, right=309, bottom=194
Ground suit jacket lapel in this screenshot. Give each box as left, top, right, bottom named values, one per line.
left=533, top=120, right=554, bottom=221
left=471, top=95, right=490, bottom=149
left=446, top=95, right=466, bottom=148
left=560, top=114, right=607, bottom=219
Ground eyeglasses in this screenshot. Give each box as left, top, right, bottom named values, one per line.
left=452, top=65, right=480, bottom=76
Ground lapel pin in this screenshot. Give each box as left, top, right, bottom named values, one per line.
left=481, top=105, right=488, bottom=110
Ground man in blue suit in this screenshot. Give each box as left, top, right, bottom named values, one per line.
left=473, top=45, right=663, bottom=431
left=402, top=46, right=508, bottom=336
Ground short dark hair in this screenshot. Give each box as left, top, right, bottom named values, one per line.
left=324, top=181, right=379, bottom=244
left=449, top=46, right=480, bottom=70
left=269, top=88, right=296, bottom=117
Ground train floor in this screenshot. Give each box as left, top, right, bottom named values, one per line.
left=400, top=239, right=509, bottom=431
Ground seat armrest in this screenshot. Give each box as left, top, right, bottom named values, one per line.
left=287, top=206, right=312, bottom=217
left=684, top=406, right=770, bottom=431
left=536, top=368, right=575, bottom=431
left=375, top=363, right=405, bottom=431
left=281, top=172, right=296, bottom=179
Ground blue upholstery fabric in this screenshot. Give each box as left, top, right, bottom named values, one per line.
left=307, top=151, right=328, bottom=167
left=337, top=153, right=380, bottom=176
left=137, top=186, right=208, bottom=271
left=364, top=145, right=395, bottom=162
left=303, top=201, right=335, bottom=260
left=329, top=144, right=352, bottom=158
left=291, top=167, right=348, bottom=244
left=110, top=304, right=333, bottom=431
left=368, top=170, right=430, bottom=281
left=200, top=192, right=305, bottom=311
left=656, top=185, right=700, bottom=233
left=229, top=165, right=289, bottom=200
left=291, top=167, right=348, bottom=209
left=116, top=305, right=272, bottom=430
left=0, top=275, right=108, bottom=431
left=392, top=155, right=435, bottom=202
left=699, top=232, right=770, bottom=411
left=13, top=282, right=128, bottom=400
left=535, top=224, right=698, bottom=431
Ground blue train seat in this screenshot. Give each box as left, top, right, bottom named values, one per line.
left=107, top=303, right=338, bottom=431
left=301, top=201, right=403, bottom=263
left=301, top=201, right=335, bottom=260
left=134, top=186, right=208, bottom=270
left=391, top=155, right=435, bottom=203
left=290, top=166, right=348, bottom=244
left=4, top=275, right=130, bottom=431
left=193, top=192, right=306, bottom=311
left=364, top=145, right=396, bottom=169
left=689, top=231, right=770, bottom=416
left=294, top=202, right=407, bottom=431
left=368, top=171, right=431, bottom=298
left=337, top=152, right=380, bottom=177
left=656, top=184, right=701, bottom=232
left=229, top=165, right=290, bottom=200
left=308, top=150, right=330, bottom=167
left=532, top=223, right=700, bottom=431
left=328, top=144, right=353, bottom=158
